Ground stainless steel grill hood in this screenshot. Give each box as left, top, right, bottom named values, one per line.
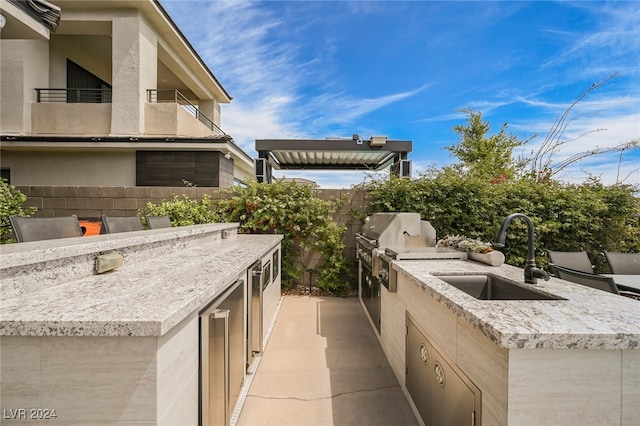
left=360, top=212, right=431, bottom=248
left=359, top=212, right=466, bottom=260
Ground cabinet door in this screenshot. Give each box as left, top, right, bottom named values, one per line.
left=406, top=319, right=432, bottom=424
left=406, top=314, right=480, bottom=426
left=200, top=279, right=246, bottom=426
left=430, top=348, right=476, bottom=426
left=219, top=281, right=246, bottom=413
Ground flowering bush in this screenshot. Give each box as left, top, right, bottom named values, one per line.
left=437, top=235, right=495, bottom=253
left=216, top=181, right=350, bottom=295
left=0, top=180, right=37, bottom=244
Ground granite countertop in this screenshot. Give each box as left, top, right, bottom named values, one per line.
left=392, top=259, right=640, bottom=350
left=0, top=232, right=282, bottom=337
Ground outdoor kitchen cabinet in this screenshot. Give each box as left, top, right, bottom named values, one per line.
left=376, top=259, right=640, bottom=426
left=0, top=225, right=283, bottom=425
left=200, top=277, right=246, bottom=426
left=406, top=314, right=481, bottom=426
left=247, top=245, right=282, bottom=370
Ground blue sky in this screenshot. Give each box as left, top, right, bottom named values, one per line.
left=161, top=0, right=640, bottom=188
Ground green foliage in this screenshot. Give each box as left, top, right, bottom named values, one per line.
left=362, top=174, right=640, bottom=273
left=0, top=179, right=37, bottom=244
left=217, top=181, right=349, bottom=295
left=447, top=109, right=526, bottom=180
left=138, top=194, right=220, bottom=227
left=437, top=234, right=494, bottom=253
left=138, top=182, right=349, bottom=294
left=359, top=108, right=639, bottom=273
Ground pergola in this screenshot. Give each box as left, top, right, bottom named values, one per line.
left=255, top=135, right=412, bottom=183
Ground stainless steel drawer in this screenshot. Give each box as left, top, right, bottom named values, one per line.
left=406, top=313, right=481, bottom=426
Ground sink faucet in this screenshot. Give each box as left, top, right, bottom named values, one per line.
left=494, top=213, right=550, bottom=284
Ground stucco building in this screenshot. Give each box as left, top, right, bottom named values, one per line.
left=0, top=0, right=254, bottom=187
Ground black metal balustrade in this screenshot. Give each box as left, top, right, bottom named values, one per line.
left=147, top=89, right=226, bottom=136
left=35, top=88, right=112, bottom=103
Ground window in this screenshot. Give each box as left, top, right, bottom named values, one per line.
left=66, top=60, right=111, bottom=103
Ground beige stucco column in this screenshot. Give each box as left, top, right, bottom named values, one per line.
left=0, top=39, right=49, bottom=134
left=198, top=99, right=221, bottom=127
left=110, top=13, right=157, bottom=136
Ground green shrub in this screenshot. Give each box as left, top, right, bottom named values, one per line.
left=0, top=180, right=37, bottom=244
left=139, top=181, right=350, bottom=295
left=361, top=173, right=640, bottom=273
left=217, top=181, right=349, bottom=295
left=138, top=194, right=220, bottom=227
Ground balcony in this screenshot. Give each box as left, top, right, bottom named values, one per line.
left=30, top=88, right=226, bottom=138
left=36, top=88, right=112, bottom=103
left=32, top=88, right=112, bottom=135
left=146, top=89, right=226, bottom=138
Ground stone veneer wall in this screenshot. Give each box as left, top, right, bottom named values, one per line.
left=16, top=186, right=370, bottom=286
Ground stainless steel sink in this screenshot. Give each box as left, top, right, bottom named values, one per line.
left=433, top=274, right=565, bottom=300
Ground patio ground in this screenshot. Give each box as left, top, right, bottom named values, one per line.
left=235, top=295, right=419, bottom=426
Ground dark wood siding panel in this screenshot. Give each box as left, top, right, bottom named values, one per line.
left=136, top=151, right=227, bottom=187
left=195, top=152, right=218, bottom=187
left=170, top=152, right=196, bottom=186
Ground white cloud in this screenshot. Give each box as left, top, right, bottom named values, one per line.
left=303, top=84, right=432, bottom=127
left=272, top=169, right=381, bottom=189
left=540, top=2, right=640, bottom=80
left=513, top=112, right=640, bottom=186
left=160, top=1, right=639, bottom=188
left=163, top=1, right=428, bottom=161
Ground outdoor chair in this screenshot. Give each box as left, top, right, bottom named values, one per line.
left=603, top=251, right=640, bottom=275
left=9, top=215, right=84, bottom=242
left=553, top=265, right=640, bottom=300
left=547, top=250, right=595, bottom=275
left=145, top=215, right=172, bottom=229
left=101, top=215, right=143, bottom=234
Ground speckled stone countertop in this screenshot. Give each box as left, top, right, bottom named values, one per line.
left=0, top=224, right=282, bottom=337
left=392, top=260, right=640, bottom=350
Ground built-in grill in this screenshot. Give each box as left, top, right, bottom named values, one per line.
left=356, top=212, right=466, bottom=333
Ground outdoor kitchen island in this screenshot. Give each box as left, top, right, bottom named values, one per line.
left=377, top=259, right=640, bottom=426
left=0, top=223, right=282, bottom=425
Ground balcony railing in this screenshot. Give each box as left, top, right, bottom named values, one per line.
left=35, top=88, right=112, bottom=103
left=147, top=89, right=226, bottom=136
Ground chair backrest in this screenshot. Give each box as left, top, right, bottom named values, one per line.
left=553, top=265, right=619, bottom=294
left=146, top=215, right=172, bottom=229
left=9, top=215, right=83, bottom=242
left=101, top=215, right=143, bottom=234
left=547, top=250, right=594, bottom=274
left=604, top=252, right=640, bottom=275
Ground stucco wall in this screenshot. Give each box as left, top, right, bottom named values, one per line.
left=50, top=34, right=113, bottom=87
left=31, top=103, right=112, bottom=135
left=111, top=13, right=157, bottom=136
left=144, top=103, right=217, bottom=137
left=5, top=152, right=136, bottom=186
left=0, top=39, right=49, bottom=134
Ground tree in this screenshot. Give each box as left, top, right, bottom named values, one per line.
left=446, top=109, right=526, bottom=181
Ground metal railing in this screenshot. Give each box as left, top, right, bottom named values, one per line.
left=35, top=88, right=112, bottom=103
left=147, top=89, right=226, bottom=136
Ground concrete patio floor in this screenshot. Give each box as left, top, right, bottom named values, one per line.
left=235, top=295, right=419, bottom=426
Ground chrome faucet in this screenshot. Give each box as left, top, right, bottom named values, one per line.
left=494, top=213, right=550, bottom=284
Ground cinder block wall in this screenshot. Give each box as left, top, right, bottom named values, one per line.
left=17, top=186, right=226, bottom=219
left=16, top=186, right=370, bottom=282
